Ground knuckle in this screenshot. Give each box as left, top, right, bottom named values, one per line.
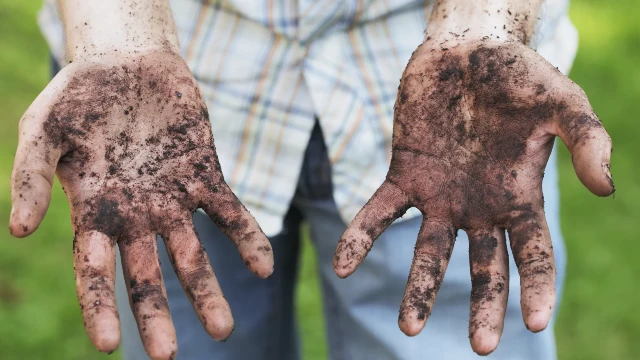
left=129, top=279, right=169, bottom=311
left=518, top=253, right=554, bottom=279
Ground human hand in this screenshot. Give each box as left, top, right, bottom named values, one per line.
left=333, top=40, right=613, bottom=354
left=9, top=49, right=273, bottom=359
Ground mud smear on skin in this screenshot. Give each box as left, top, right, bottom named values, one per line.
left=468, top=233, right=506, bottom=335
left=389, top=40, right=607, bottom=331
left=40, top=50, right=251, bottom=317
left=333, top=181, right=411, bottom=273
left=398, top=224, right=455, bottom=322
left=163, top=236, right=216, bottom=316
left=129, top=278, right=170, bottom=311
left=72, top=233, right=120, bottom=329
left=126, top=268, right=173, bottom=346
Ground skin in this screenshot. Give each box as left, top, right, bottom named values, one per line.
left=334, top=0, right=614, bottom=356
left=9, top=1, right=273, bottom=359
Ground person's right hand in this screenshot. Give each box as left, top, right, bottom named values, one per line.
left=9, top=49, right=274, bottom=359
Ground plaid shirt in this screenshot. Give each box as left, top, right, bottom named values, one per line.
left=39, top=0, right=577, bottom=236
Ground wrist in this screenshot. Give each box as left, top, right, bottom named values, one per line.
left=424, top=0, right=542, bottom=47
left=60, top=0, right=180, bottom=62
left=65, top=47, right=180, bottom=67
left=67, top=40, right=179, bottom=63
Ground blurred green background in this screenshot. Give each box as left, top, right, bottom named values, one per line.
left=0, top=0, right=638, bottom=359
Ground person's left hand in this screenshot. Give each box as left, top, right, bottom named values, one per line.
left=333, top=39, right=614, bottom=354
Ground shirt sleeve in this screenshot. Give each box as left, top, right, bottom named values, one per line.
left=531, top=0, right=579, bottom=75
left=38, top=0, right=67, bottom=66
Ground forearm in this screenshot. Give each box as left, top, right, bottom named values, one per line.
left=58, top=0, right=179, bottom=61
left=426, top=0, right=544, bottom=45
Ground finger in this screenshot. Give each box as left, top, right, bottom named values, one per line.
left=555, top=91, right=614, bottom=196
left=507, top=208, right=555, bottom=333
left=200, top=183, right=273, bottom=278
left=333, top=180, right=410, bottom=278
left=120, top=234, right=177, bottom=360
left=162, top=215, right=234, bottom=341
left=10, top=110, right=62, bottom=237
left=398, top=219, right=455, bottom=336
left=74, top=230, right=120, bottom=353
left=467, top=228, right=509, bottom=356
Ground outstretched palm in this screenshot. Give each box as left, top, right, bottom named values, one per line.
left=334, top=40, right=613, bottom=354
left=10, top=50, right=273, bottom=357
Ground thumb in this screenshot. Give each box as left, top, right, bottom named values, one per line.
left=555, top=90, right=614, bottom=197
left=10, top=104, right=62, bottom=237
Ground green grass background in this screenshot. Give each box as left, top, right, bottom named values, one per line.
left=0, top=0, right=638, bottom=359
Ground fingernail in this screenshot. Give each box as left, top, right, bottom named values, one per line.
left=603, top=163, right=615, bottom=194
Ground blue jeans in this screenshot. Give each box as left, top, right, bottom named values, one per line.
left=114, top=123, right=566, bottom=360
